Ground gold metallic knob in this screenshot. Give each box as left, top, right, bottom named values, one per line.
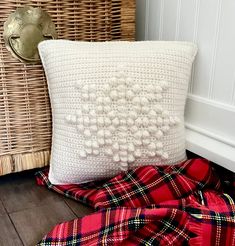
left=3, top=6, right=57, bottom=64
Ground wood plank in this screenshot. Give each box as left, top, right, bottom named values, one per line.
left=0, top=215, right=23, bottom=246
left=10, top=201, right=76, bottom=246
left=65, top=198, right=94, bottom=217
left=0, top=171, right=63, bottom=213
left=0, top=200, right=6, bottom=216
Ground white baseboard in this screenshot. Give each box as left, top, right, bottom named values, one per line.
left=185, top=94, right=235, bottom=147
left=185, top=94, right=235, bottom=172
left=186, top=127, right=235, bottom=172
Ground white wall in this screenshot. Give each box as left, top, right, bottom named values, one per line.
left=136, top=0, right=235, bottom=171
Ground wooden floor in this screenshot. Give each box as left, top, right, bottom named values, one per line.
left=0, top=169, right=94, bottom=246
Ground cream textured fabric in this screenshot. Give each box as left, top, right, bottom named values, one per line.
left=39, top=40, right=197, bottom=184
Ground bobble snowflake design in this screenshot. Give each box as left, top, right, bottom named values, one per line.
left=66, top=65, right=180, bottom=171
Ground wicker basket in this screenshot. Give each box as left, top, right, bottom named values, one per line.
left=0, top=0, right=135, bottom=175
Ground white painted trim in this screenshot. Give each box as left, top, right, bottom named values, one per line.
left=158, top=0, right=164, bottom=39
left=175, top=0, right=182, bottom=40
left=190, top=0, right=201, bottom=93
left=187, top=93, right=235, bottom=112
left=144, top=0, right=150, bottom=40
left=186, top=128, right=235, bottom=172
left=185, top=123, right=235, bottom=148
left=185, top=94, right=235, bottom=149
left=185, top=93, right=235, bottom=171
left=232, top=72, right=235, bottom=105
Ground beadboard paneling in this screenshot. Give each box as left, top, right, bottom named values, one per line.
left=178, top=0, right=196, bottom=42
left=148, top=0, right=161, bottom=40
left=212, top=1, right=235, bottom=104
left=192, top=0, right=220, bottom=97
left=137, top=0, right=235, bottom=106
left=136, top=0, right=235, bottom=169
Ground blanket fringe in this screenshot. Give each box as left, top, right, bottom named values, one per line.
left=188, top=217, right=202, bottom=246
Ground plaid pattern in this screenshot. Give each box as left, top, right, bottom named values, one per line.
left=36, top=159, right=235, bottom=245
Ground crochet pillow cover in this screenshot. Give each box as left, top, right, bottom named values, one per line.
left=39, top=40, right=197, bottom=184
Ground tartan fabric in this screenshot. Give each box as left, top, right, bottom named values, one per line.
left=36, top=159, right=235, bottom=245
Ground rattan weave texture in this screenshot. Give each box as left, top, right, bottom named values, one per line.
left=0, top=0, right=135, bottom=175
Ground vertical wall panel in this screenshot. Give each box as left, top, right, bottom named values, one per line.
left=161, top=0, right=178, bottom=40
left=232, top=78, right=235, bottom=105
left=192, top=0, right=219, bottom=97
left=212, top=1, right=235, bottom=103
left=136, top=0, right=147, bottom=41
left=174, top=0, right=182, bottom=40
left=177, top=0, right=196, bottom=41
left=147, top=0, right=162, bottom=40
left=179, top=0, right=199, bottom=93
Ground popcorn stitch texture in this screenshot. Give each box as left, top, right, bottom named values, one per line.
left=39, top=40, right=197, bottom=184
left=69, top=68, right=177, bottom=170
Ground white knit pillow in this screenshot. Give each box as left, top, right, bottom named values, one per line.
left=39, top=40, right=197, bottom=184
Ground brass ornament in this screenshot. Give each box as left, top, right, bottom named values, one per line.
left=3, top=6, right=57, bottom=63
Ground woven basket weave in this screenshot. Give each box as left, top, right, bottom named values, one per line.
left=0, top=0, right=135, bottom=176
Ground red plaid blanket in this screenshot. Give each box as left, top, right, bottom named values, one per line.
left=36, top=159, right=235, bottom=245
